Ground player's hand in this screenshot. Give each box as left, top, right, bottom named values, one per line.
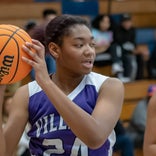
left=22, top=39, right=50, bottom=86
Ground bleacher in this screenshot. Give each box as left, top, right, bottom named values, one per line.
left=0, top=0, right=155, bottom=59
left=121, top=79, right=156, bottom=121
left=0, top=0, right=156, bottom=28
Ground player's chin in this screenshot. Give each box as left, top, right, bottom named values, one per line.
left=82, top=68, right=92, bottom=75
left=79, top=65, right=93, bottom=75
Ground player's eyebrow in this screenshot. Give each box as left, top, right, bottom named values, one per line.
left=73, top=36, right=94, bottom=41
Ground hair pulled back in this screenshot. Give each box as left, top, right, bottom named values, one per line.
left=45, top=14, right=91, bottom=46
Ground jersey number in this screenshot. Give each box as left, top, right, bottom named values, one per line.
left=43, top=138, right=88, bottom=156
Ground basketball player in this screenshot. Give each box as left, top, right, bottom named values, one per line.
left=0, top=15, right=124, bottom=156
left=144, top=92, right=156, bottom=156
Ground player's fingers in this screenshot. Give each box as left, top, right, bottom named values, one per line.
left=22, top=44, right=46, bottom=68
left=22, top=55, right=35, bottom=67
left=22, top=44, right=36, bottom=58
left=32, top=39, right=44, bottom=47
left=26, top=40, right=45, bottom=58
left=22, top=45, right=43, bottom=67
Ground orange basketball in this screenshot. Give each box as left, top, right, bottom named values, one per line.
left=0, top=24, right=33, bottom=84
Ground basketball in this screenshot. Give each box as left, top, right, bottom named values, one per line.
left=0, top=24, right=33, bottom=84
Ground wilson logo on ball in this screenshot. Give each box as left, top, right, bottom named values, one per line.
left=0, top=55, right=14, bottom=82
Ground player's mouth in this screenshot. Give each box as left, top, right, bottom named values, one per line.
left=82, top=59, right=94, bottom=69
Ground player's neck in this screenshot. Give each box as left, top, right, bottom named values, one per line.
left=51, top=73, right=84, bottom=95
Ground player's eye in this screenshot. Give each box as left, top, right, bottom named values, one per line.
left=74, top=44, right=83, bottom=48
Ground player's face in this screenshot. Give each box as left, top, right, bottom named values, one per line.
left=58, top=25, right=96, bottom=75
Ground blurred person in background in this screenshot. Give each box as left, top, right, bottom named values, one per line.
left=24, top=20, right=37, bottom=37
left=113, top=120, right=134, bottom=156
left=112, top=13, right=138, bottom=82
left=91, top=14, right=114, bottom=67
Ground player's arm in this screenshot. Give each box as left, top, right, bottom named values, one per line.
left=144, top=93, right=156, bottom=156
left=40, top=77, right=124, bottom=149
left=0, top=85, right=29, bottom=156
left=90, top=78, right=124, bottom=147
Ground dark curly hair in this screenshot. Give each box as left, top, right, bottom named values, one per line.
left=42, top=8, right=57, bottom=19
left=91, top=14, right=112, bottom=30
left=45, top=14, right=91, bottom=47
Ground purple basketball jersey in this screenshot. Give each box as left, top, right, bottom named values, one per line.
left=27, top=72, right=116, bottom=156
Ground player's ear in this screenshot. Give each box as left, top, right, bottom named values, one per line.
left=48, top=42, right=60, bottom=59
